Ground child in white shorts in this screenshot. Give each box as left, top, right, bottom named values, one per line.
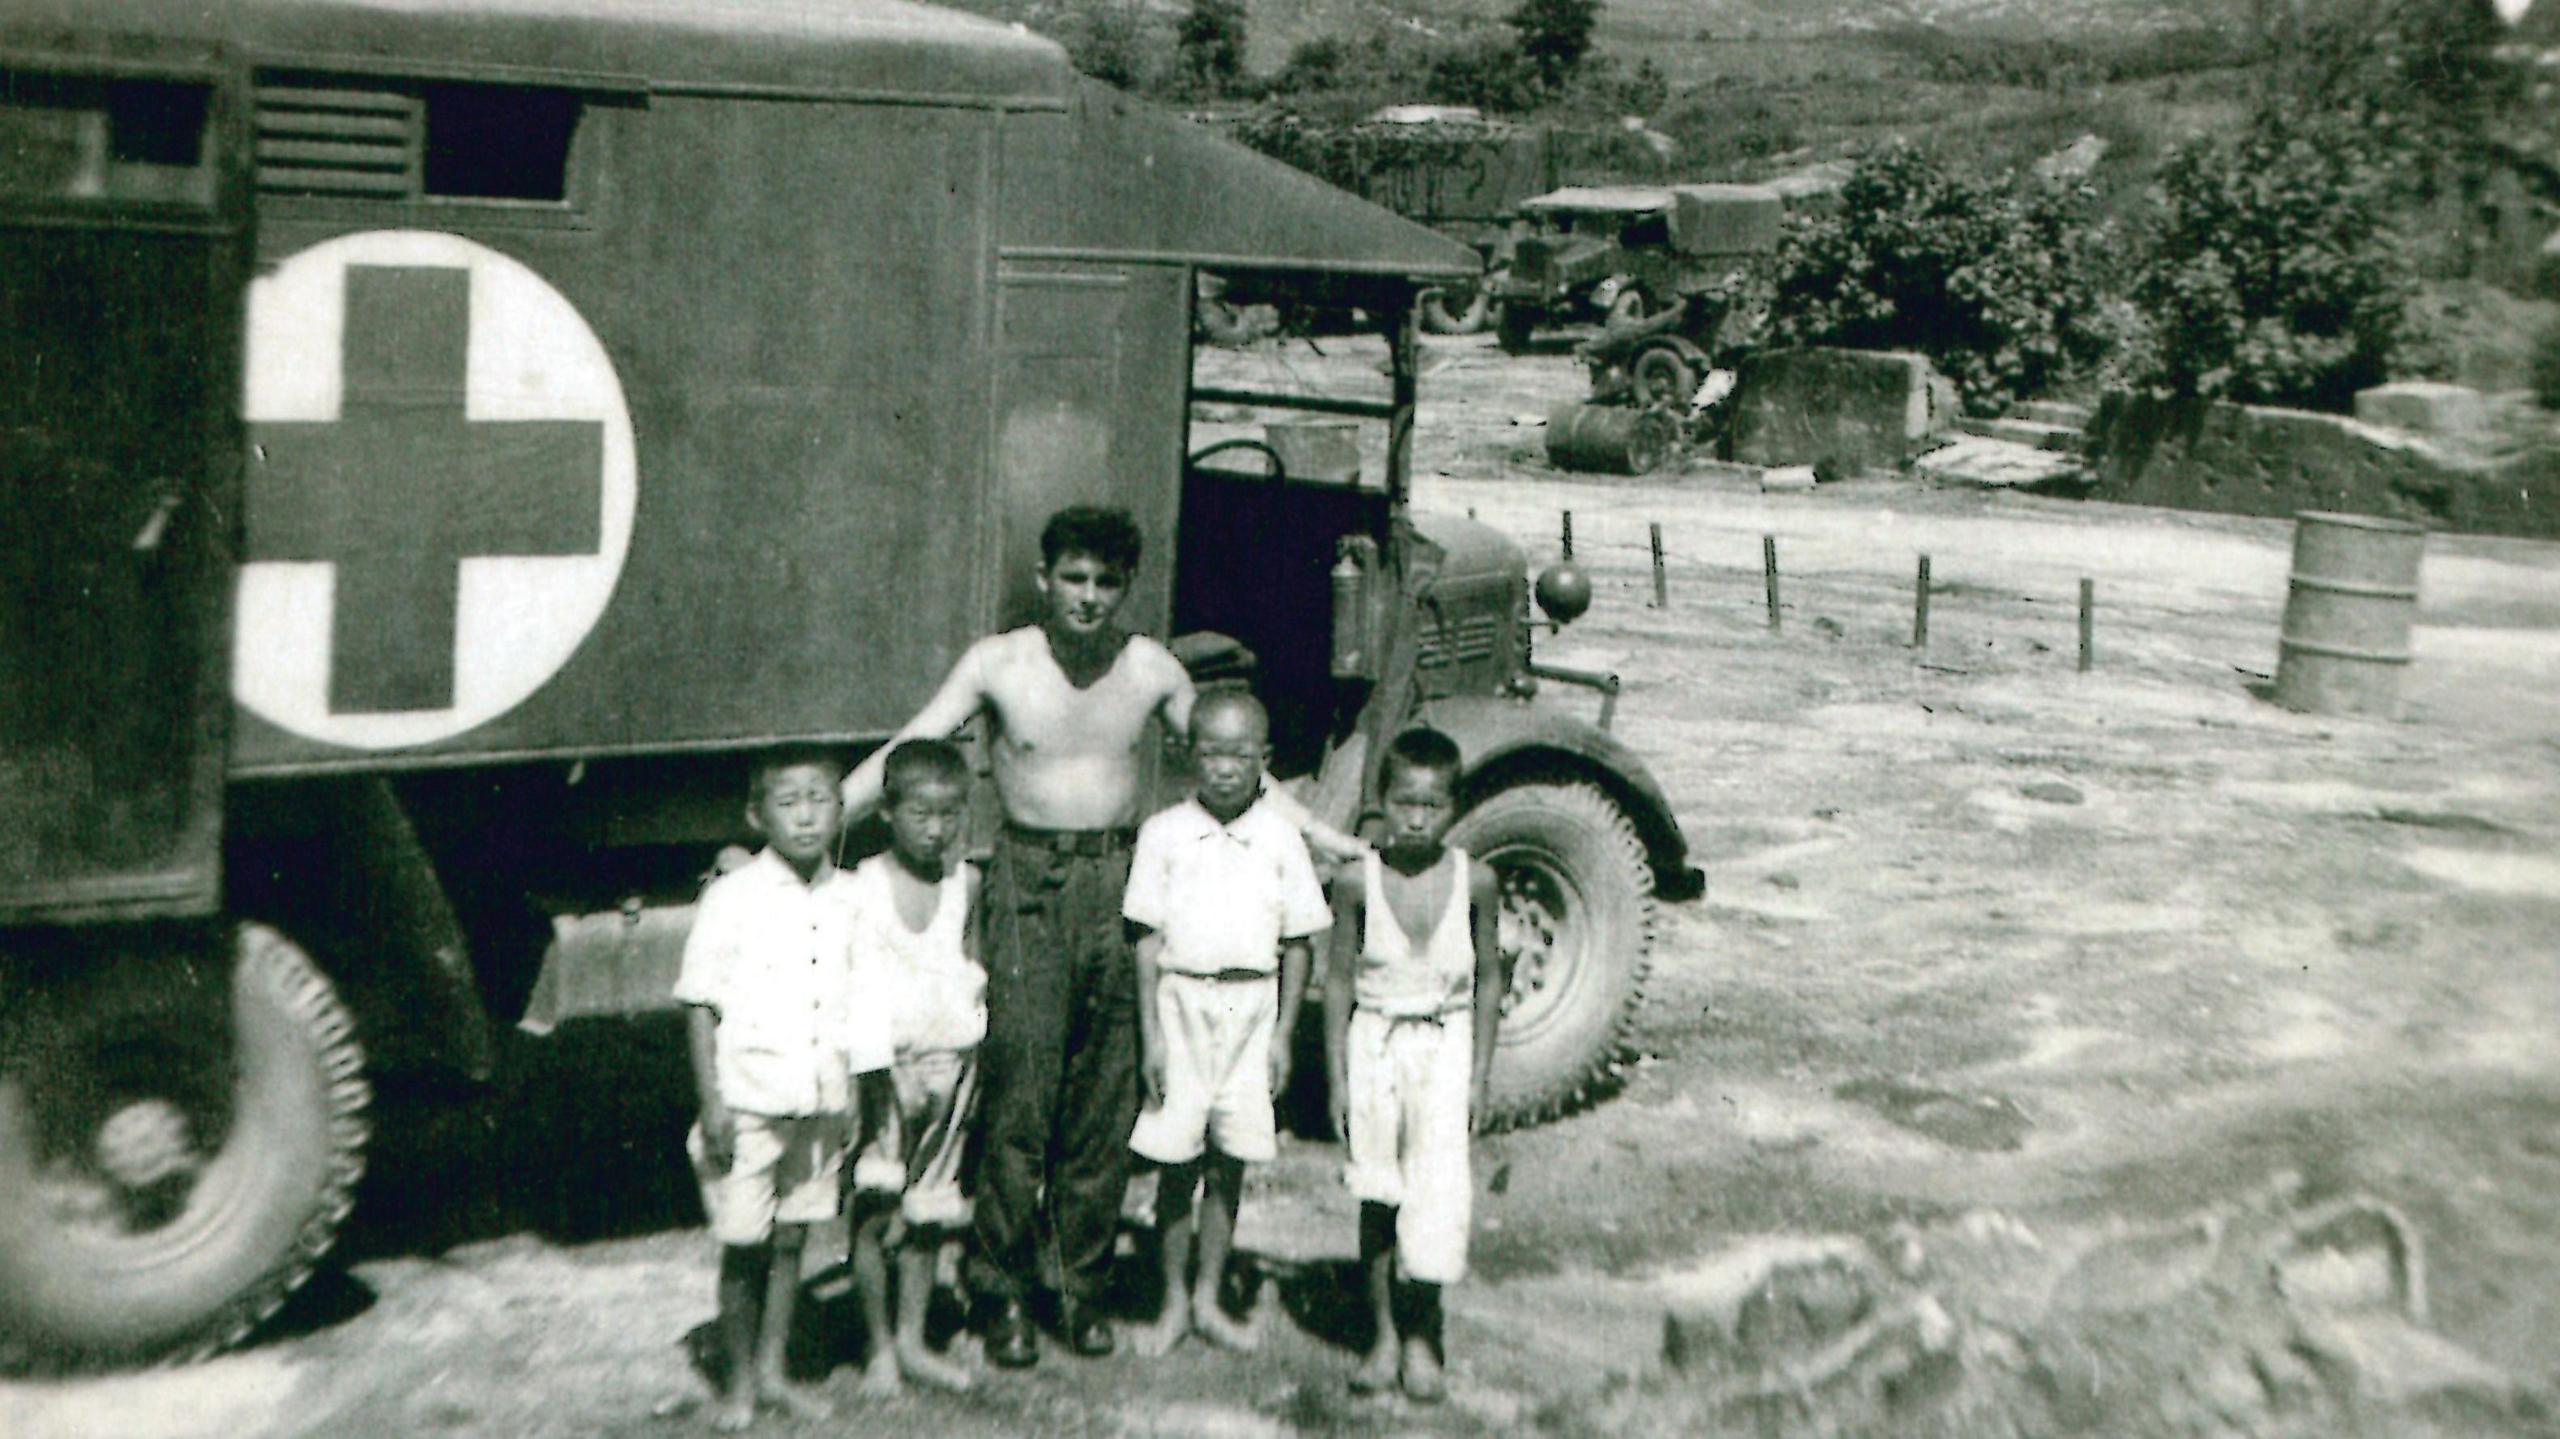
left=1322, top=726, right=1502, bottom=1405
left=677, top=745, right=893, bottom=1432
left=845, top=740, right=985, bottom=1395
left=1125, top=691, right=1330, bottom=1356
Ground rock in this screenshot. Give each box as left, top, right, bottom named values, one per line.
left=2032, top=133, right=2110, bottom=182
left=1730, top=348, right=1963, bottom=471
left=2086, top=391, right=2560, bottom=540
left=2018, top=781, right=2085, bottom=806
left=2296, top=1313, right=2522, bottom=1410
left=1914, top=435, right=2087, bottom=491
left=1761, top=464, right=1818, bottom=492
left=2353, top=381, right=2488, bottom=442
left=1659, top=1235, right=1879, bottom=1375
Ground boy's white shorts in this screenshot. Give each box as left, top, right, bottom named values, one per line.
left=852, top=1048, right=977, bottom=1228
left=1131, top=970, right=1280, bottom=1166
left=688, top=1111, right=846, bottom=1247
left=1342, top=1007, right=1472, bottom=1285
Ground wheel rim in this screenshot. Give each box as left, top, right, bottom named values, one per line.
left=1486, top=846, right=1591, bottom=1045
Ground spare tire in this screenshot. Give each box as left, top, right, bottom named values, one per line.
left=0, top=923, right=369, bottom=1372
left=1450, top=779, right=1656, bottom=1128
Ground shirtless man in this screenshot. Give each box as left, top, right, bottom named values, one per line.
left=840, top=504, right=1354, bottom=1368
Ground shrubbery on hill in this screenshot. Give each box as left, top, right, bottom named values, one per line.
left=1766, top=144, right=2118, bottom=416
left=2124, top=113, right=2415, bottom=412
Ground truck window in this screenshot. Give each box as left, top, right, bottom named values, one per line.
left=0, top=72, right=215, bottom=207
left=255, top=75, right=580, bottom=204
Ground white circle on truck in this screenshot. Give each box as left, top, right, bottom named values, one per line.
left=235, top=229, right=637, bottom=750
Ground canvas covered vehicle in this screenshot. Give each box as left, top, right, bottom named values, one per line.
left=0, top=0, right=1700, bottom=1372
left=1494, top=181, right=1786, bottom=360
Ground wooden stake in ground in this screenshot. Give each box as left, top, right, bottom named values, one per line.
left=1763, top=534, right=1780, bottom=632
left=1914, top=554, right=1932, bottom=649
left=2079, top=577, right=2095, bottom=672
left=1650, top=522, right=1667, bottom=609
left=1561, top=509, right=1574, bottom=560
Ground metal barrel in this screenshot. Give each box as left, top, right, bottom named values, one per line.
left=1545, top=401, right=1674, bottom=476
left=2274, top=511, right=2426, bottom=717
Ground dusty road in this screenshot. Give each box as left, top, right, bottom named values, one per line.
left=14, top=334, right=2560, bottom=1438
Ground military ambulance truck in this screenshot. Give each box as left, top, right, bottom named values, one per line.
left=0, top=0, right=1702, bottom=1371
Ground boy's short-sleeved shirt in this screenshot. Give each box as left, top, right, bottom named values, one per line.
left=673, top=848, right=893, bottom=1116
left=1123, top=792, right=1331, bottom=976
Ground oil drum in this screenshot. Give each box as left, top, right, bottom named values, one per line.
left=1545, top=402, right=1676, bottom=476
left=2273, top=511, right=2426, bottom=717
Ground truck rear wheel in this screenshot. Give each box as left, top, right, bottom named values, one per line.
left=1452, top=779, right=1656, bottom=1128
left=0, top=923, right=369, bottom=1372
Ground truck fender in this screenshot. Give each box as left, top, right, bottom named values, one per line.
left=227, top=779, right=496, bottom=1085
left=1412, top=694, right=1705, bottom=900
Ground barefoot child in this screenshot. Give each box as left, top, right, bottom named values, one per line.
left=1123, top=691, right=1330, bottom=1356
left=846, top=740, right=985, bottom=1396
left=678, top=745, right=893, bottom=1431
left=1322, top=727, right=1503, bottom=1405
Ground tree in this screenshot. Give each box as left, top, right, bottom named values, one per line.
left=1508, top=0, right=1601, bottom=90
left=1178, top=0, right=1249, bottom=96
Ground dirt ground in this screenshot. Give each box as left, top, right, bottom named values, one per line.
left=15, top=332, right=2560, bottom=1439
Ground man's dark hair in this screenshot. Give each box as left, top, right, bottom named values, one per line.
left=749, top=741, right=845, bottom=800
left=1040, top=505, right=1143, bottom=573
left=882, top=738, right=970, bottom=802
left=1379, top=725, right=1463, bottom=791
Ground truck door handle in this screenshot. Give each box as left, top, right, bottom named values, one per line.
left=131, top=490, right=183, bottom=555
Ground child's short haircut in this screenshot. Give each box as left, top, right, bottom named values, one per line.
left=1379, top=726, right=1462, bottom=792
left=750, top=741, right=846, bottom=799
left=1040, top=505, right=1143, bottom=573
left=881, top=738, right=970, bottom=802
left=1188, top=684, right=1268, bottom=742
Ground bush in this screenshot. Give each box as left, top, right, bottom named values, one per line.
left=1056, top=0, right=1165, bottom=92
left=2532, top=321, right=2560, bottom=411
left=1509, top=0, right=1601, bottom=90
left=1176, top=0, right=1248, bottom=98
left=1765, top=144, right=2117, bottom=416
left=2125, top=113, right=2415, bottom=412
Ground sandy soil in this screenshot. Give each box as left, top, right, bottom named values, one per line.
left=13, top=332, right=2560, bottom=1439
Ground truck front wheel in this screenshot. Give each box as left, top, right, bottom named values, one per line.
left=0, top=923, right=369, bottom=1372
left=1495, top=304, right=1538, bottom=354
left=1452, top=779, right=1656, bottom=1128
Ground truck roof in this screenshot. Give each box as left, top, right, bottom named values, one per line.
left=0, top=0, right=1066, bottom=106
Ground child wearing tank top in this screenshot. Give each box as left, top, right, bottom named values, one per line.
left=1322, top=727, right=1504, bottom=1406
left=845, top=741, right=986, bottom=1397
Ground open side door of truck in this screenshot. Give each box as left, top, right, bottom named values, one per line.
left=0, top=59, right=245, bottom=924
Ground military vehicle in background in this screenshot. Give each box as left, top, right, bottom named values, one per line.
left=1493, top=182, right=1787, bottom=363
left=0, top=0, right=1699, bottom=1374
left=1209, top=105, right=1660, bottom=337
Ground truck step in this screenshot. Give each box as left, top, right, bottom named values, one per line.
left=1953, top=415, right=2086, bottom=453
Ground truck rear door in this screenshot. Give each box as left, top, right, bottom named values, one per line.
left=0, top=60, right=243, bottom=923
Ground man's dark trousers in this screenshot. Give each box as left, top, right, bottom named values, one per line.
left=969, top=826, right=1139, bottom=1313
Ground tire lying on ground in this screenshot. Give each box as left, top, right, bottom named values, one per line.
left=0, top=923, right=369, bottom=1372
left=1451, top=778, right=1657, bottom=1129
left=1421, top=282, right=1493, bottom=336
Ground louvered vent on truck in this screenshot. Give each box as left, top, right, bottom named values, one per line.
left=253, top=83, right=422, bottom=198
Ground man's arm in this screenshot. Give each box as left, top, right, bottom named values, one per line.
left=1321, top=878, right=1360, bottom=1143
left=1467, top=861, right=1504, bottom=1134
left=839, top=639, right=993, bottom=820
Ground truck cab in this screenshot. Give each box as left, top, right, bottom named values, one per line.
left=0, top=0, right=1698, bottom=1373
